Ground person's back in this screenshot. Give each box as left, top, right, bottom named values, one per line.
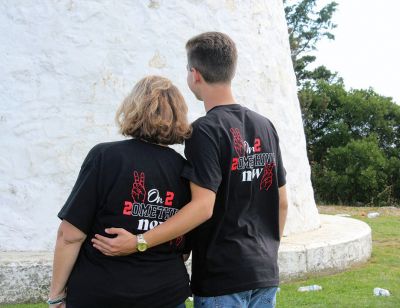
left=48, top=76, right=193, bottom=308
left=89, top=33, right=288, bottom=308
left=184, top=104, right=286, bottom=296
left=181, top=32, right=288, bottom=307
left=61, top=139, right=191, bottom=307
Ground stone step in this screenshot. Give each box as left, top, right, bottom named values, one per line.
left=0, top=215, right=372, bottom=304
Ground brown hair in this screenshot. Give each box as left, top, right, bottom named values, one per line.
left=186, top=32, right=238, bottom=84
left=116, top=76, right=192, bottom=145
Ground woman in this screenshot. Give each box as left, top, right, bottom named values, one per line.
left=48, top=76, right=192, bottom=308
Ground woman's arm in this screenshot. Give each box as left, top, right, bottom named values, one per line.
left=48, top=220, right=87, bottom=303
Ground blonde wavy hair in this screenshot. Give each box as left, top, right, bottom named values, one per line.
left=116, top=75, right=192, bottom=145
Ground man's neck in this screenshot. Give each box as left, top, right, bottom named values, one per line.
left=201, top=83, right=236, bottom=112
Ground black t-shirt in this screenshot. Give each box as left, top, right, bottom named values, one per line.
left=182, top=104, right=286, bottom=296
left=58, top=139, right=191, bottom=308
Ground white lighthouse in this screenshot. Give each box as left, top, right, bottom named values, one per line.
left=0, top=0, right=371, bottom=303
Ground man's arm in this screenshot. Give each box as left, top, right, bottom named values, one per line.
left=91, top=182, right=215, bottom=256
left=49, top=220, right=86, bottom=305
left=279, top=185, right=288, bottom=239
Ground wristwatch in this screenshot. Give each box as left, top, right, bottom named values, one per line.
left=136, top=234, right=148, bottom=252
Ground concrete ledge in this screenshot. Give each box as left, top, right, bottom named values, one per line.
left=0, top=252, right=53, bottom=303
left=279, top=214, right=372, bottom=281
left=0, top=215, right=372, bottom=304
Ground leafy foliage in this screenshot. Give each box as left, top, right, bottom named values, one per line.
left=284, top=1, right=399, bottom=206
left=284, top=0, right=338, bottom=86
left=300, top=81, right=400, bottom=205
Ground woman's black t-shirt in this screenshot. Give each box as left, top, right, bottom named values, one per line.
left=58, top=139, right=191, bottom=308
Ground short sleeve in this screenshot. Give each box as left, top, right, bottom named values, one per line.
left=58, top=147, right=100, bottom=234
left=276, top=144, right=287, bottom=187
left=270, top=122, right=286, bottom=187
left=182, top=124, right=222, bottom=193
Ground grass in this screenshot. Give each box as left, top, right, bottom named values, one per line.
left=1, top=206, right=398, bottom=308
left=277, top=206, right=400, bottom=308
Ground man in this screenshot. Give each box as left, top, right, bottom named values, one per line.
left=92, top=32, right=288, bottom=307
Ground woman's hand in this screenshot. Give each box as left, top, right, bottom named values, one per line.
left=49, top=302, right=65, bottom=308
left=47, top=290, right=66, bottom=308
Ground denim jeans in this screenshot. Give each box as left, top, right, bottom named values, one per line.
left=194, top=287, right=278, bottom=308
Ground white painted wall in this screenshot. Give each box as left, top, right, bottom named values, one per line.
left=0, top=0, right=319, bottom=250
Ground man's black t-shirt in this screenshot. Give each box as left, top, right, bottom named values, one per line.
left=182, top=104, right=286, bottom=296
left=58, top=139, right=191, bottom=308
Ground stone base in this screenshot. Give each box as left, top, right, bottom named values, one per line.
left=0, top=215, right=372, bottom=304
left=0, top=252, right=53, bottom=304
left=279, top=214, right=372, bottom=281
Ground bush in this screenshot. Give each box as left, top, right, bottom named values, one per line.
left=300, top=81, right=400, bottom=206
left=313, top=138, right=389, bottom=205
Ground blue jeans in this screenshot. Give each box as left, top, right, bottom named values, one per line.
left=194, top=287, right=278, bottom=308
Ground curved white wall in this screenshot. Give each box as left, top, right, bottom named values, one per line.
left=0, top=0, right=319, bottom=250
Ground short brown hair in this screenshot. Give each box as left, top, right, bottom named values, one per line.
left=186, top=32, right=237, bottom=84
left=116, top=76, right=192, bottom=145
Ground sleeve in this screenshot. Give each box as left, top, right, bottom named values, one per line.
left=276, top=144, right=287, bottom=187
left=57, top=147, right=101, bottom=234
left=270, top=123, right=287, bottom=187
left=181, top=124, right=222, bottom=193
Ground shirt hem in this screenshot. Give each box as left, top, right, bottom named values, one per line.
left=192, top=279, right=279, bottom=297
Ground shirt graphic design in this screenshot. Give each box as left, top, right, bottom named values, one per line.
left=58, top=140, right=191, bottom=307
left=230, top=127, right=276, bottom=190
left=123, top=170, right=178, bottom=231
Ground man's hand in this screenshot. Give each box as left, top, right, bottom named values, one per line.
left=91, top=228, right=137, bottom=256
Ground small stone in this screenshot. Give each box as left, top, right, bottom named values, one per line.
left=373, top=287, right=390, bottom=296
left=298, top=285, right=322, bottom=292
left=367, top=212, right=380, bottom=218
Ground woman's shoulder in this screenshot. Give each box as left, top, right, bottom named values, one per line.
left=89, top=139, right=186, bottom=163
left=88, top=140, right=132, bottom=156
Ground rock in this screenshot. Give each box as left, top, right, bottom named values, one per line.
left=367, top=212, right=380, bottom=218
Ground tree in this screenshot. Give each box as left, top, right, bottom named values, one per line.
left=314, top=137, right=388, bottom=205
left=299, top=81, right=400, bottom=162
left=284, top=0, right=338, bottom=86
left=300, top=80, right=400, bottom=206
left=284, top=1, right=400, bottom=206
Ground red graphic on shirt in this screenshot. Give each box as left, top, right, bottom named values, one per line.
left=131, top=171, right=147, bottom=203
left=164, top=191, right=175, bottom=206
left=260, top=162, right=275, bottom=191
left=254, top=138, right=261, bottom=153
left=170, top=235, right=184, bottom=248
left=230, top=128, right=245, bottom=157
left=171, top=235, right=184, bottom=246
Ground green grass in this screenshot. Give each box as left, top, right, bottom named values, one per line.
left=277, top=206, right=400, bottom=308
left=1, top=207, right=398, bottom=308
left=0, top=305, right=45, bottom=308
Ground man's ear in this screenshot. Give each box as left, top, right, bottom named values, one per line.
left=192, top=68, right=202, bottom=83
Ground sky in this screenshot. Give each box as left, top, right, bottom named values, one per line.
left=312, top=0, right=400, bottom=104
